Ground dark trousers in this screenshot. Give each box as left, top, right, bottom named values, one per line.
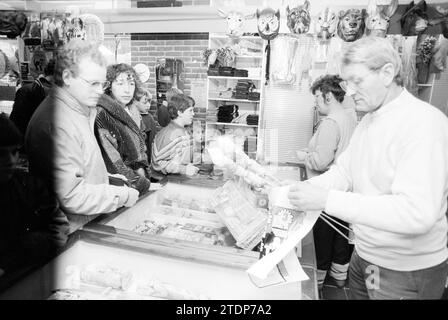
left=349, top=250, right=448, bottom=299
left=313, top=213, right=351, bottom=271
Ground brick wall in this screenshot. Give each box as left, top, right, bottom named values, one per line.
left=130, top=33, right=208, bottom=120
left=133, top=0, right=210, bottom=7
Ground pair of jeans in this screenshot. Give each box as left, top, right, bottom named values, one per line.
left=313, top=214, right=351, bottom=281
left=349, top=249, right=448, bottom=299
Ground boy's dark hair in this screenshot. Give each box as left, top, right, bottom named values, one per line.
left=310, top=74, right=346, bottom=103
left=186, top=95, right=195, bottom=107
left=168, top=94, right=192, bottom=120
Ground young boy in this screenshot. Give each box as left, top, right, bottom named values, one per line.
left=158, top=87, right=183, bottom=127
left=134, top=89, right=158, bottom=164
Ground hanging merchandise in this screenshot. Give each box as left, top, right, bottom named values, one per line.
left=30, top=49, right=48, bottom=75
left=256, top=7, right=280, bottom=85
left=337, top=9, right=366, bottom=42
left=314, top=7, right=338, bottom=41
left=433, top=35, right=448, bottom=71
left=416, top=34, right=437, bottom=84
left=270, top=36, right=298, bottom=85
left=286, top=0, right=311, bottom=35
left=434, top=6, right=448, bottom=39
left=388, top=35, right=418, bottom=94
left=66, top=16, right=86, bottom=41
left=257, top=8, right=280, bottom=42
left=22, top=13, right=42, bottom=46
left=40, top=12, right=68, bottom=49
left=217, top=9, right=255, bottom=39
left=311, top=7, right=338, bottom=63
left=0, top=11, right=27, bottom=39
left=325, top=37, right=344, bottom=74
left=400, top=0, right=430, bottom=36
left=365, top=0, right=398, bottom=37
left=79, top=13, right=104, bottom=43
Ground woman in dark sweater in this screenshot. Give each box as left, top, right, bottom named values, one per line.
left=94, top=63, right=150, bottom=195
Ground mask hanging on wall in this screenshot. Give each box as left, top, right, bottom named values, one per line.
left=314, top=7, right=338, bottom=41
left=286, top=0, right=311, bottom=35
left=79, top=13, right=104, bottom=43
left=257, top=7, right=280, bottom=85
left=0, top=11, right=27, bottom=39
left=366, top=0, right=398, bottom=37
left=400, top=1, right=429, bottom=36
left=66, top=16, right=86, bottom=41
left=432, top=6, right=448, bottom=39
left=218, top=9, right=255, bottom=39
left=337, top=9, right=366, bottom=42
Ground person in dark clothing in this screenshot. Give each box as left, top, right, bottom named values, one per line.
left=133, top=88, right=157, bottom=162
left=157, top=87, right=183, bottom=127
left=0, top=113, right=69, bottom=280
left=9, top=59, right=55, bottom=137
left=95, top=63, right=151, bottom=195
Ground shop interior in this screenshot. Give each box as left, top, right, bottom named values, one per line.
left=1, top=0, right=448, bottom=301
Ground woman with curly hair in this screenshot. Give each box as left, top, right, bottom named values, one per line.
left=297, top=74, right=357, bottom=290
left=151, top=94, right=199, bottom=176
left=94, top=63, right=150, bottom=195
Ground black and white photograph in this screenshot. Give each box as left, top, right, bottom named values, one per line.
left=1, top=0, right=448, bottom=308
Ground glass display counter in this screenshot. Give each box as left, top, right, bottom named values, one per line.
left=83, top=169, right=318, bottom=300
left=0, top=168, right=317, bottom=300
left=0, top=228, right=310, bottom=300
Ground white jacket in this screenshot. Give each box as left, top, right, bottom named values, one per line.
left=26, top=87, right=134, bottom=227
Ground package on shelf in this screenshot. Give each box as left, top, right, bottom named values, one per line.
left=210, top=180, right=268, bottom=250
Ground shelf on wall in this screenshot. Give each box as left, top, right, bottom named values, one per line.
left=208, top=34, right=262, bottom=40
left=235, top=55, right=263, bottom=59
left=417, top=84, right=432, bottom=87
left=208, top=76, right=261, bottom=81
left=207, top=122, right=258, bottom=128
left=208, top=98, right=259, bottom=103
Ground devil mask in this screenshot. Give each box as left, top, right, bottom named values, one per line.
left=315, top=7, right=338, bottom=40
left=401, top=1, right=429, bottom=36
left=286, top=0, right=311, bottom=35
left=337, top=9, right=366, bottom=42
left=257, top=8, right=280, bottom=41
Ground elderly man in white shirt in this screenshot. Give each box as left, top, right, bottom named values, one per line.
left=288, top=37, right=448, bottom=299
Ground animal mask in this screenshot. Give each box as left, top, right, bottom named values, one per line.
left=315, top=7, right=338, bottom=40
left=366, top=0, right=398, bottom=37
left=66, top=17, right=86, bottom=41
left=257, top=8, right=280, bottom=41
left=400, top=1, right=429, bottom=36
left=218, top=10, right=255, bottom=38
left=433, top=6, right=448, bottom=39
left=0, top=11, right=28, bottom=39
left=337, top=9, right=366, bottom=42
left=286, top=0, right=311, bottom=35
